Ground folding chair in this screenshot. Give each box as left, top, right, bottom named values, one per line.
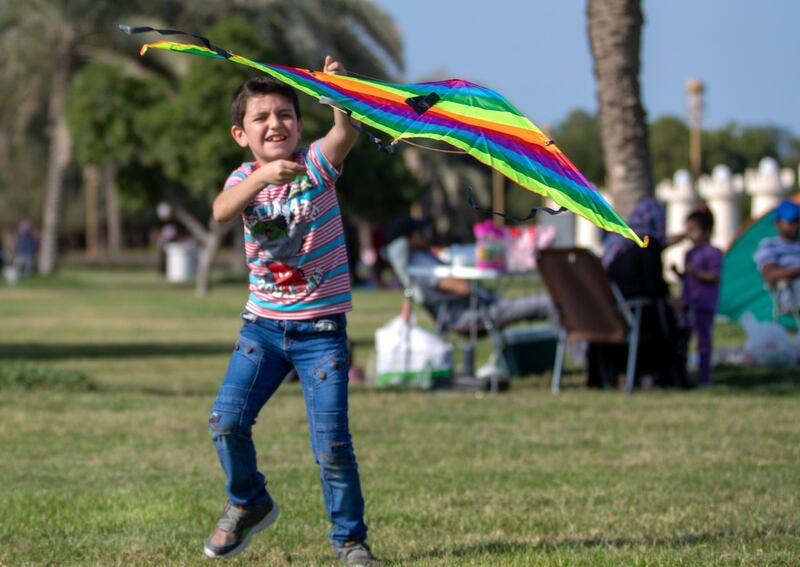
left=537, top=248, right=651, bottom=394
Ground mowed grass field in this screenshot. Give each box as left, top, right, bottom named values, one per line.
left=1, top=269, right=798, bottom=566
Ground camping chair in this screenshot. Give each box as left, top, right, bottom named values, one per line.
left=537, top=248, right=651, bottom=394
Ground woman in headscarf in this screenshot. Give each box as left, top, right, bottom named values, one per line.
left=588, top=198, right=687, bottom=389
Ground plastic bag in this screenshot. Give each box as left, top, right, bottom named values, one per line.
left=374, top=316, right=453, bottom=388
left=739, top=311, right=798, bottom=367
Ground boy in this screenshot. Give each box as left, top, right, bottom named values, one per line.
left=204, top=57, right=376, bottom=566
left=672, top=208, right=722, bottom=388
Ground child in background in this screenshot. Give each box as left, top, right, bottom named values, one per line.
left=672, top=208, right=723, bottom=387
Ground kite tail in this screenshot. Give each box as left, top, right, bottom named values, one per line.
left=466, top=187, right=566, bottom=223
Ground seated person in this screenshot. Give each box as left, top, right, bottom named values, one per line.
left=754, top=199, right=800, bottom=313
left=590, top=198, right=687, bottom=388
left=385, top=216, right=551, bottom=333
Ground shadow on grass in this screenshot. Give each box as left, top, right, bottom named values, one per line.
left=712, top=364, right=800, bottom=396
left=0, top=342, right=234, bottom=360
left=0, top=339, right=376, bottom=362
left=403, top=526, right=800, bottom=562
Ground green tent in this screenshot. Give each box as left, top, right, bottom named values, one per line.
left=718, top=206, right=797, bottom=329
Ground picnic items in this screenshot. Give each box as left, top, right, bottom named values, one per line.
left=471, top=221, right=556, bottom=272
left=474, top=220, right=506, bottom=270
left=504, top=224, right=556, bottom=272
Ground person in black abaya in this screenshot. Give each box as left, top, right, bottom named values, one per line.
left=587, top=199, right=687, bottom=389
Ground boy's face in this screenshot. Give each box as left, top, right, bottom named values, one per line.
left=231, top=93, right=302, bottom=164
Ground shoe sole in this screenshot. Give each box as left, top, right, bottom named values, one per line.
left=203, top=501, right=280, bottom=559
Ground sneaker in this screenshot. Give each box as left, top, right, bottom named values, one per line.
left=203, top=497, right=280, bottom=558
left=335, top=541, right=379, bottom=566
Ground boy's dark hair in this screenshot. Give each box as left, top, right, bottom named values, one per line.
left=687, top=207, right=714, bottom=232
left=231, top=77, right=301, bottom=127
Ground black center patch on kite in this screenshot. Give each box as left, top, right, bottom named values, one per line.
left=405, top=93, right=441, bottom=115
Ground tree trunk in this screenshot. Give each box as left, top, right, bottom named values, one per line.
left=38, top=29, right=76, bottom=275
left=83, top=164, right=101, bottom=260
left=195, top=217, right=232, bottom=297
left=103, top=163, right=123, bottom=256
left=587, top=0, right=653, bottom=220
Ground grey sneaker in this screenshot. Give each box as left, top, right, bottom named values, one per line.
left=335, top=541, right=379, bottom=566
left=203, top=497, right=280, bottom=558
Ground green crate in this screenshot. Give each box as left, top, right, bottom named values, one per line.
left=376, top=368, right=452, bottom=390
left=500, top=326, right=558, bottom=377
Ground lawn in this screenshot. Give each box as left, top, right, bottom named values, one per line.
left=1, top=269, right=798, bottom=566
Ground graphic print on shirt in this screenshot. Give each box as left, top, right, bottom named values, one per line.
left=226, top=140, right=352, bottom=319
left=243, top=174, right=322, bottom=299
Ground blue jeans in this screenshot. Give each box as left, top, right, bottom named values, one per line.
left=208, top=312, right=367, bottom=546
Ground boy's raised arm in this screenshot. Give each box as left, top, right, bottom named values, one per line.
left=319, top=56, right=359, bottom=168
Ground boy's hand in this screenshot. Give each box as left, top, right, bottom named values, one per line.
left=670, top=263, right=683, bottom=278
left=324, top=55, right=346, bottom=76
left=256, top=160, right=306, bottom=185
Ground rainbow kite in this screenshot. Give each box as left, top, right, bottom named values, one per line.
left=122, top=26, right=646, bottom=247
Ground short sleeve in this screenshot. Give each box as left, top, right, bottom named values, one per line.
left=704, top=248, right=723, bottom=275
left=305, top=140, right=343, bottom=188
left=753, top=239, right=777, bottom=270
left=223, top=168, right=249, bottom=191
left=223, top=162, right=259, bottom=192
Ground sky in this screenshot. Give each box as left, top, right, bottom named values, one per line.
left=372, top=0, right=800, bottom=136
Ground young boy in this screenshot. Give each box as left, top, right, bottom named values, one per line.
left=672, top=208, right=722, bottom=388
left=204, top=57, right=377, bottom=566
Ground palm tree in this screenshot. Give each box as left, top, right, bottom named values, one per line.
left=0, top=0, right=178, bottom=273
left=587, top=0, right=653, bottom=219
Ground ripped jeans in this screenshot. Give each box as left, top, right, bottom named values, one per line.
left=208, top=312, right=367, bottom=546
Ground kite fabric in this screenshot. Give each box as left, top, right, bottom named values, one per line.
left=126, top=27, right=647, bottom=247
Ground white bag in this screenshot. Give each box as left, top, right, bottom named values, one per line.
left=739, top=312, right=798, bottom=367
left=374, top=316, right=453, bottom=388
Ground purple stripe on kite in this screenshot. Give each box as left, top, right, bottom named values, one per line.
left=296, top=76, right=586, bottom=182
left=262, top=63, right=597, bottom=195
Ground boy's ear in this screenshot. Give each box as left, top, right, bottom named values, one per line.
left=231, top=125, right=249, bottom=148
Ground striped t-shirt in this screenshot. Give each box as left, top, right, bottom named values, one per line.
left=224, top=140, right=352, bottom=320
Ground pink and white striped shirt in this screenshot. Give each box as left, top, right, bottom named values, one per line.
left=224, top=140, right=352, bottom=320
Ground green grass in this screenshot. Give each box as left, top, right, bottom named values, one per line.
left=1, top=270, right=798, bottom=566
